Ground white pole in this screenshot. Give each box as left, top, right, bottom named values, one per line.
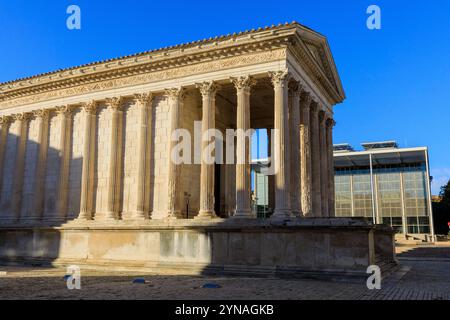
left=369, top=153, right=376, bottom=224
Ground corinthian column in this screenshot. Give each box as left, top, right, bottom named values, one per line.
left=196, top=81, right=218, bottom=219
left=269, top=70, right=291, bottom=219
left=300, top=93, right=313, bottom=217
left=133, top=92, right=153, bottom=219
left=231, top=75, right=256, bottom=219
left=310, top=102, right=321, bottom=217
left=319, top=111, right=329, bottom=217
left=78, top=101, right=97, bottom=220
left=165, top=88, right=184, bottom=219
left=12, top=113, right=31, bottom=221
left=326, top=118, right=336, bottom=217
left=55, top=106, right=73, bottom=221
left=31, top=109, right=50, bottom=221
left=0, top=116, right=12, bottom=197
left=105, top=97, right=124, bottom=220
left=289, top=81, right=302, bottom=217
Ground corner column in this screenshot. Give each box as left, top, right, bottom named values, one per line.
left=31, top=109, right=50, bottom=221
left=12, top=113, right=31, bottom=221
left=269, top=70, right=291, bottom=219
left=196, top=81, right=218, bottom=219
left=326, top=118, right=336, bottom=217
left=310, top=102, right=322, bottom=217
left=105, top=97, right=124, bottom=220
left=133, top=93, right=153, bottom=219
left=319, top=111, right=329, bottom=217
left=166, top=88, right=185, bottom=219
left=231, top=75, right=256, bottom=218
left=55, top=106, right=73, bottom=221
left=78, top=101, right=97, bottom=220
left=289, top=81, right=302, bottom=217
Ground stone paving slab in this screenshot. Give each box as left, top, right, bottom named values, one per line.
left=0, top=246, right=449, bottom=300
left=0, top=259, right=448, bottom=300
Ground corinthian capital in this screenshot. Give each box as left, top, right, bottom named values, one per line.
left=134, top=92, right=153, bottom=106
left=83, top=100, right=98, bottom=114
left=33, top=109, right=50, bottom=120
left=309, top=100, right=319, bottom=113
left=326, top=118, right=336, bottom=128
left=268, top=70, right=290, bottom=87
left=0, top=116, right=12, bottom=126
left=288, top=80, right=303, bottom=99
left=300, top=91, right=313, bottom=109
left=196, top=81, right=218, bottom=98
left=55, top=105, right=74, bottom=115
left=230, top=75, right=256, bottom=91
left=12, top=112, right=32, bottom=122
left=164, top=88, right=185, bottom=101
left=105, top=97, right=123, bottom=110
left=318, top=110, right=327, bottom=124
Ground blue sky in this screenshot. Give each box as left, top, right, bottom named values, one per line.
left=0, top=0, right=449, bottom=194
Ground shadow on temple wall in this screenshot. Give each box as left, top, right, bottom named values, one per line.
left=0, top=125, right=83, bottom=266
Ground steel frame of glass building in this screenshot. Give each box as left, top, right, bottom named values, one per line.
left=334, top=143, right=435, bottom=241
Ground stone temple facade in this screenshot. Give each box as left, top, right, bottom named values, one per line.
left=0, top=22, right=396, bottom=277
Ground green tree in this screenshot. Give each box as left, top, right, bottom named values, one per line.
left=439, top=180, right=450, bottom=208
left=433, top=179, right=450, bottom=235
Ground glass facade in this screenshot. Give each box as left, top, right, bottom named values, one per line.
left=334, top=161, right=432, bottom=235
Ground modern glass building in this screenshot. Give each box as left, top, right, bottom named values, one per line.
left=334, top=141, right=435, bottom=241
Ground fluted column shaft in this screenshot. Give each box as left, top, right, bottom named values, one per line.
left=12, top=113, right=30, bottom=221
left=166, top=88, right=184, bottom=219
left=319, top=111, right=329, bottom=217
left=105, top=98, right=124, bottom=220
left=310, top=103, right=321, bottom=217
left=231, top=76, right=255, bottom=218
left=133, top=93, right=152, bottom=219
left=78, top=101, right=97, bottom=220
left=196, top=81, right=218, bottom=219
left=289, top=82, right=301, bottom=217
left=55, top=106, right=73, bottom=221
left=31, top=110, right=50, bottom=221
left=269, top=70, right=291, bottom=218
left=326, top=118, right=336, bottom=217
left=0, top=117, right=12, bottom=198
left=266, top=128, right=275, bottom=212
left=300, top=94, right=313, bottom=217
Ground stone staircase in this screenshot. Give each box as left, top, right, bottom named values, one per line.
left=375, top=254, right=398, bottom=279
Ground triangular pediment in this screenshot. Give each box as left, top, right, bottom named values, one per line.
left=294, top=25, right=346, bottom=102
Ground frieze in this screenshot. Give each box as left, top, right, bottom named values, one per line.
left=0, top=49, right=286, bottom=110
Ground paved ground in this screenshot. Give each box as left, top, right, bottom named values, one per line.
left=0, top=245, right=449, bottom=300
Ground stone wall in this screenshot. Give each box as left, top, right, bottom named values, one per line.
left=0, top=218, right=396, bottom=279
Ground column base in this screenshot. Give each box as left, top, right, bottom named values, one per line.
left=271, top=209, right=292, bottom=220
left=195, top=210, right=218, bottom=219
left=131, top=210, right=147, bottom=220
left=291, top=210, right=302, bottom=218
left=104, top=211, right=119, bottom=221
left=167, top=210, right=181, bottom=220
left=75, top=212, right=93, bottom=221
left=232, top=209, right=255, bottom=219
